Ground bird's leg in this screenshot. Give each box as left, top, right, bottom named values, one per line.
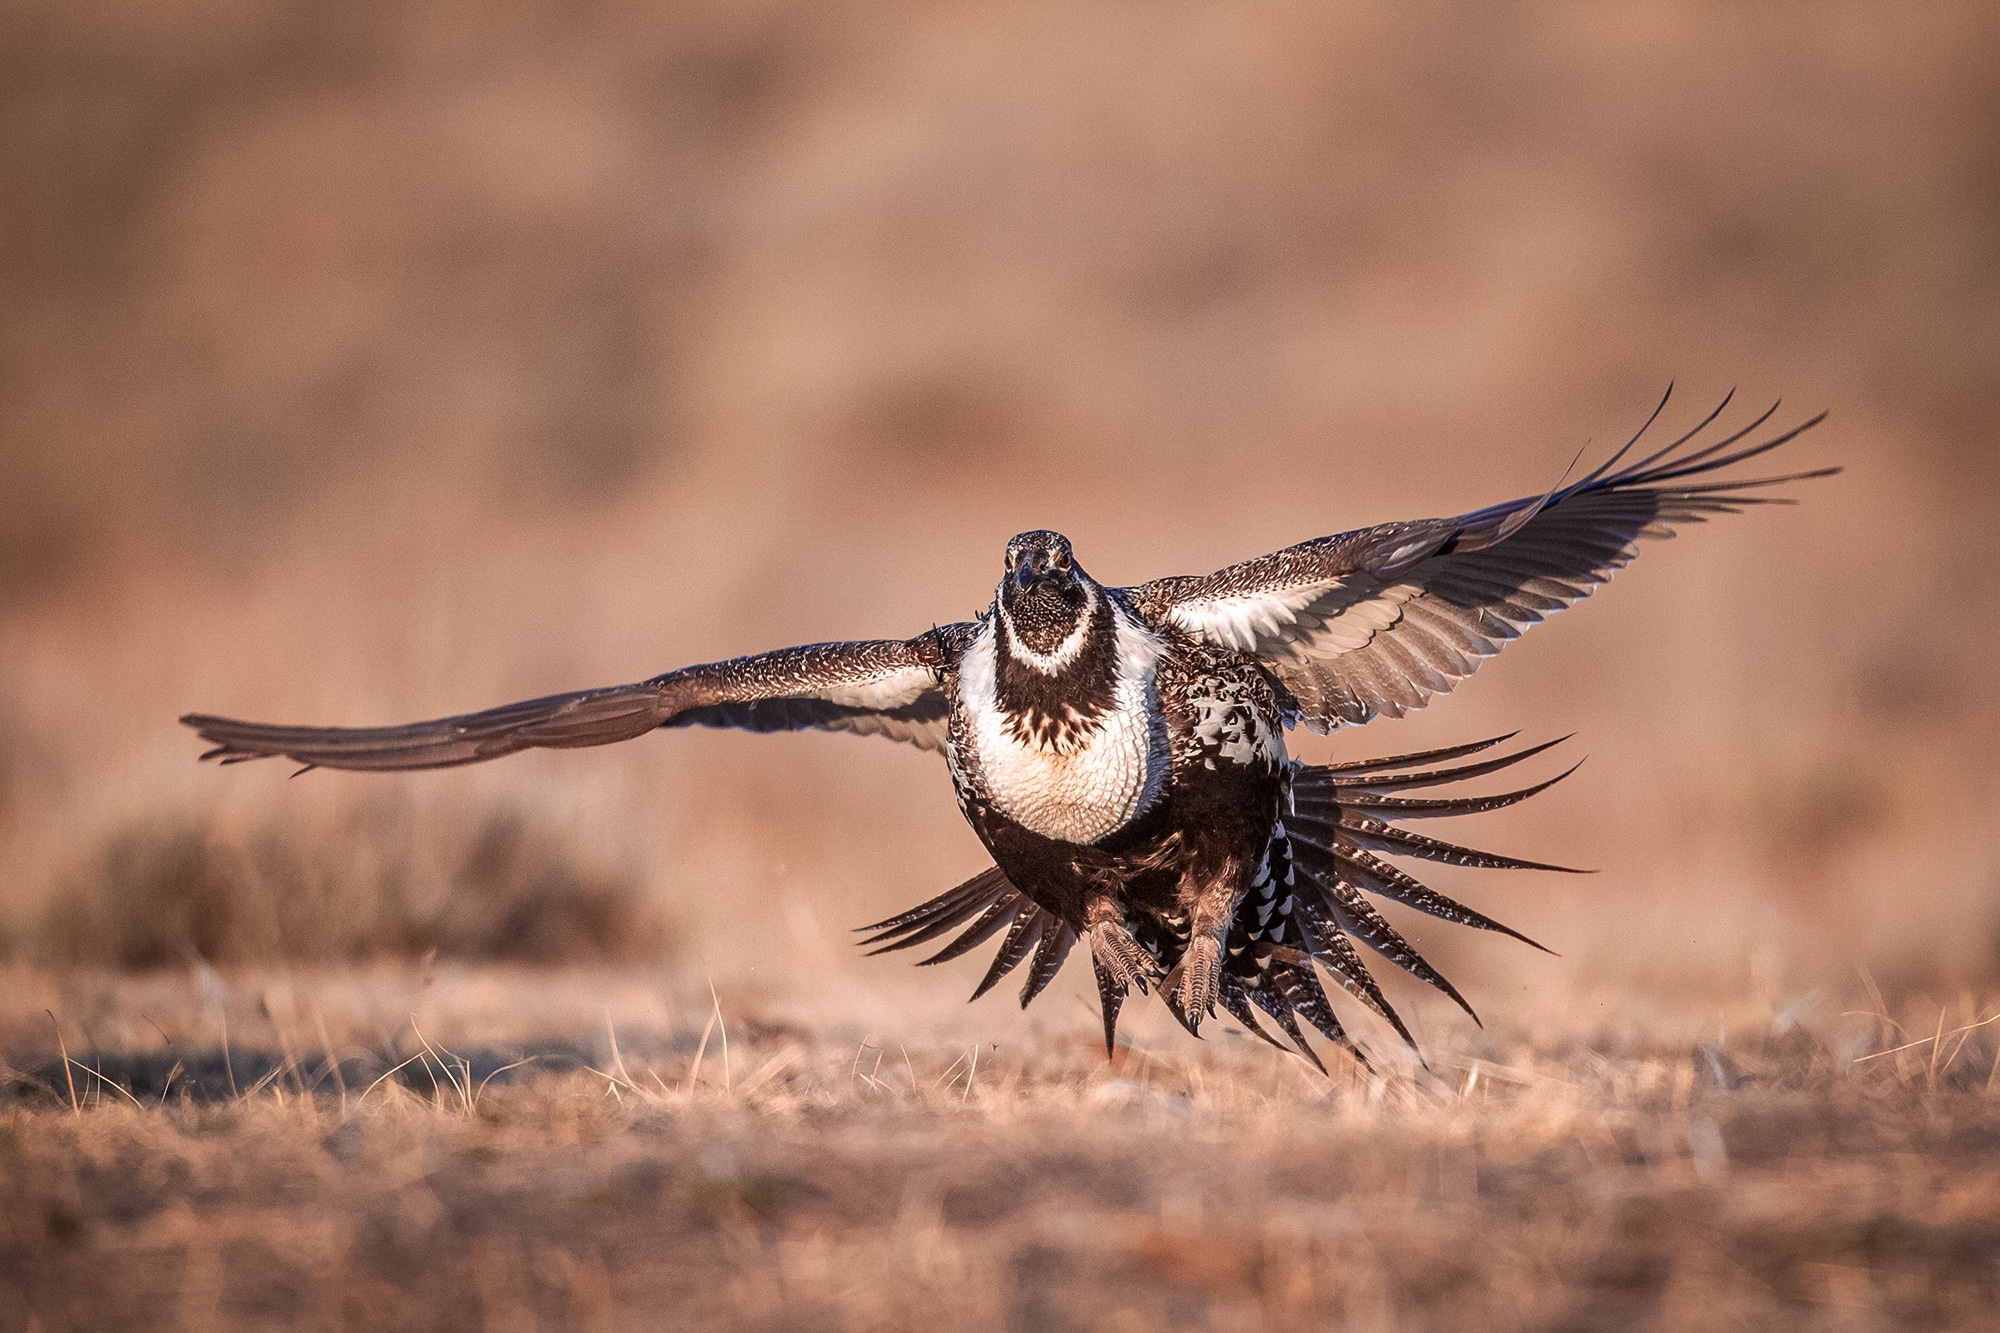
left=1085, top=888, right=1158, bottom=994
left=1163, top=867, right=1242, bottom=1033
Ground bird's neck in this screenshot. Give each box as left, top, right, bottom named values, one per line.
left=991, top=593, right=1121, bottom=751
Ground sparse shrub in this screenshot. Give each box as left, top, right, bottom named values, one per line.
left=429, top=814, right=672, bottom=965
left=24, top=806, right=673, bottom=969
left=36, top=825, right=265, bottom=968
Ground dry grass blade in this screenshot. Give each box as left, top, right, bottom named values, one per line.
left=356, top=1051, right=427, bottom=1109
left=1929, top=1007, right=1949, bottom=1088
left=591, top=1014, right=649, bottom=1103
left=46, top=1011, right=79, bottom=1118
left=686, top=1002, right=718, bottom=1093
left=736, top=1047, right=800, bottom=1097
left=593, top=1013, right=648, bottom=1102
left=605, top=1011, right=629, bottom=1085
left=710, top=980, right=732, bottom=1095
left=240, top=1054, right=300, bottom=1101
left=158, top=1059, right=183, bottom=1106
left=314, top=1008, right=348, bottom=1110
left=1851, top=1010, right=2000, bottom=1065
left=67, top=1059, right=147, bottom=1111
left=931, top=1049, right=969, bottom=1093
left=475, top=1057, right=538, bottom=1103
left=221, top=1012, right=238, bottom=1100
left=408, top=1018, right=469, bottom=1112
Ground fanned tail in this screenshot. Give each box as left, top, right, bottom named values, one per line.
left=854, top=735, right=1576, bottom=1072
left=1262, top=736, right=1577, bottom=1066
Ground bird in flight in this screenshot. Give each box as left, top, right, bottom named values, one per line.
left=184, top=392, right=1830, bottom=1067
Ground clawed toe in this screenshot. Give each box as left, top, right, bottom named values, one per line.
left=1090, top=920, right=1159, bottom=994
left=1163, top=935, right=1222, bottom=1034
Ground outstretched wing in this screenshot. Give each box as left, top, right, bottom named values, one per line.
left=182, top=633, right=962, bottom=771
left=1126, top=392, right=1835, bottom=731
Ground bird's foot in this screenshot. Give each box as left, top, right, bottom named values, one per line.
left=1162, top=935, right=1222, bottom=1035
left=1090, top=920, right=1160, bottom=995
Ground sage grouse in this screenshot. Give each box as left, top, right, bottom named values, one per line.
left=184, top=394, right=1830, bottom=1066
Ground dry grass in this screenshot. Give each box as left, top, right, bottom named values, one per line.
left=3, top=974, right=1999, bottom=1331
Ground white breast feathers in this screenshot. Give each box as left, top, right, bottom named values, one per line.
left=958, top=610, right=1169, bottom=845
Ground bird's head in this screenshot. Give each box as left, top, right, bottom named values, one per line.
left=996, top=530, right=1099, bottom=665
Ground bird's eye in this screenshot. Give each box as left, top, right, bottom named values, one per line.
left=1053, top=550, right=1070, bottom=570
left=1005, top=552, right=1019, bottom=571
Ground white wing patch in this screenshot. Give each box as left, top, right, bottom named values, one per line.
left=958, top=611, right=1170, bottom=845
left=1166, top=582, right=1332, bottom=651
left=1167, top=574, right=1424, bottom=661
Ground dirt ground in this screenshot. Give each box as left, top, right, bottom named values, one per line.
left=3, top=971, right=1998, bottom=1333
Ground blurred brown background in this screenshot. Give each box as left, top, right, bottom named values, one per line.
left=2, top=0, right=1997, bottom=1040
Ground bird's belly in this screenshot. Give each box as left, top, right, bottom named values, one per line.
left=966, top=700, right=1165, bottom=845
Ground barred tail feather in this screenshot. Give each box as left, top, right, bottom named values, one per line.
left=1019, top=918, right=1078, bottom=1007
left=1318, top=763, right=1579, bottom=819
left=1333, top=813, right=1588, bottom=873
left=1313, top=732, right=1518, bottom=774
left=1321, top=875, right=1480, bottom=1023
left=969, top=907, right=1048, bottom=1001
left=917, top=892, right=1029, bottom=966
left=1256, top=995, right=1327, bottom=1074
left=1303, top=922, right=1416, bottom=1051
left=856, top=867, right=1013, bottom=952
left=1277, top=966, right=1359, bottom=1065
left=1329, top=844, right=1553, bottom=952
left=1095, top=955, right=1130, bottom=1058
left=1217, top=976, right=1289, bottom=1055
left=1302, top=735, right=1571, bottom=794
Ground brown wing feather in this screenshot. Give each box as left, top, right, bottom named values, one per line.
left=183, top=634, right=957, bottom=771
left=1129, top=392, right=1833, bottom=731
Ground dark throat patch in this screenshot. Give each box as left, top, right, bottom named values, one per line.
left=994, top=595, right=1120, bottom=751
